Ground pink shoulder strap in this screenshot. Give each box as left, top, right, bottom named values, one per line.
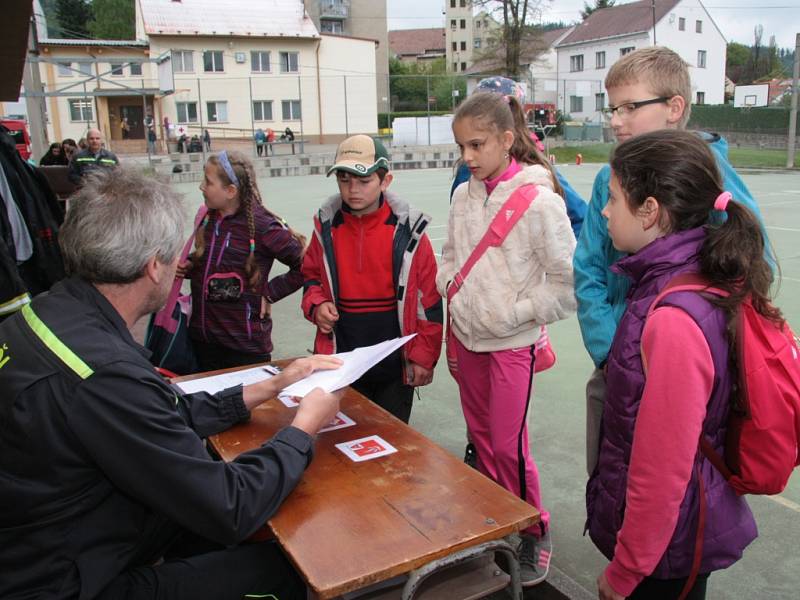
left=646, top=272, right=728, bottom=319
left=153, top=205, right=209, bottom=333
left=447, top=184, right=538, bottom=301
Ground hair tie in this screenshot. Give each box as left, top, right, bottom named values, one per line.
left=217, top=151, right=240, bottom=187
left=714, top=191, right=732, bottom=212
left=249, top=238, right=255, bottom=252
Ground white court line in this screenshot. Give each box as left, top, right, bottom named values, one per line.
left=767, top=494, right=800, bottom=513
left=429, top=237, right=447, bottom=242
left=761, top=199, right=800, bottom=207
left=766, top=226, right=800, bottom=233
left=427, top=224, right=446, bottom=229
left=781, top=276, right=800, bottom=283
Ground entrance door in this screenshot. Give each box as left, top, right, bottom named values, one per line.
left=120, top=105, right=145, bottom=139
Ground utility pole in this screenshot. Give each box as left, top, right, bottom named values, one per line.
left=787, top=33, right=799, bottom=169
left=652, top=0, right=657, bottom=45
left=22, top=14, right=48, bottom=160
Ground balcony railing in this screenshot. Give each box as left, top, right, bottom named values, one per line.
left=319, top=0, right=349, bottom=20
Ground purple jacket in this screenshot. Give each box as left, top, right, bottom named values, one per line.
left=586, top=227, right=757, bottom=578
left=189, top=204, right=304, bottom=356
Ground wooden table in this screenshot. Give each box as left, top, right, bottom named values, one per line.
left=178, top=363, right=539, bottom=599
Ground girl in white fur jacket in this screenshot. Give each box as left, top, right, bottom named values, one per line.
left=437, top=92, right=576, bottom=587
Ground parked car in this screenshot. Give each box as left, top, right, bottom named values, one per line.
left=0, top=118, right=32, bottom=161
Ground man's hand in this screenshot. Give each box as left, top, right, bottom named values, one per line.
left=242, top=355, right=342, bottom=411
left=597, top=572, right=625, bottom=600
left=408, top=362, right=434, bottom=387
left=260, top=297, right=271, bottom=320
left=314, top=302, right=339, bottom=334
left=291, top=388, right=343, bottom=436
left=175, top=259, right=193, bottom=279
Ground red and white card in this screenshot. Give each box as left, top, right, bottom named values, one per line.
left=336, top=435, right=397, bottom=462
left=319, top=412, right=356, bottom=433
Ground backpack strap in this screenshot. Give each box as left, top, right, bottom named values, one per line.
left=153, top=205, right=209, bottom=333
left=447, top=184, right=538, bottom=302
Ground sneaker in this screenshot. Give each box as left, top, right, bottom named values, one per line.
left=518, top=532, right=552, bottom=587
left=463, top=442, right=478, bottom=469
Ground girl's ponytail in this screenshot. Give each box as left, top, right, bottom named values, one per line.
left=700, top=200, right=782, bottom=323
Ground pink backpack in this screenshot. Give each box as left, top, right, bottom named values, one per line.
left=445, top=184, right=556, bottom=380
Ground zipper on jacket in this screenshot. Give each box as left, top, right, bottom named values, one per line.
left=216, top=231, right=231, bottom=267
left=358, top=219, right=364, bottom=272
left=245, top=301, right=252, bottom=340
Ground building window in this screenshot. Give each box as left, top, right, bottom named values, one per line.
left=172, top=50, right=194, bottom=73
left=129, top=62, right=143, bottom=76
left=203, top=51, right=224, bottom=72
left=57, top=62, right=72, bottom=76
left=476, top=20, right=481, bottom=28
left=251, top=51, right=271, bottom=72
left=282, top=99, right=301, bottom=120
left=253, top=100, right=273, bottom=121
left=595, top=93, right=605, bottom=111
left=453, top=62, right=458, bottom=71
left=176, top=101, right=198, bottom=123
left=474, top=38, right=481, bottom=49
left=460, top=0, right=466, bottom=6
left=110, top=63, right=124, bottom=76
left=452, top=42, right=457, bottom=51
left=696, top=91, right=705, bottom=105
left=460, top=19, right=466, bottom=29
left=460, top=41, right=466, bottom=51
left=461, top=61, right=467, bottom=71
left=207, top=101, right=228, bottom=122
left=697, top=50, right=707, bottom=68
left=595, top=51, right=605, bottom=69
left=68, top=98, right=93, bottom=121
left=678, top=17, right=685, bottom=31
left=570, top=95, right=583, bottom=113
left=320, top=19, right=343, bottom=34
left=77, top=62, right=93, bottom=76
left=696, top=20, right=702, bottom=33
left=280, top=52, right=299, bottom=73
left=620, top=46, right=635, bottom=56
left=483, top=19, right=488, bottom=27
left=570, top=54, right=584, bottom=72
left=450, top=19, right=456, bottom=30
left=450, top=0, right=455, bottom=7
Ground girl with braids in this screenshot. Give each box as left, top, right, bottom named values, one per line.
left=179, top=150, right=305, bottom=371
left=437, top=91, right=576, bottom=586
left=589, top=130, right=768, bottom=600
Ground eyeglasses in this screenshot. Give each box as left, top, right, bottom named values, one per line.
left=602, top=97, right=671, bottom=119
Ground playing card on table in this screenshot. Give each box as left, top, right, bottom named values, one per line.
left=335, top=435, right=397, bottom=462
left=319, top=412, right=356, bottom=433
left=277, top=393, right=300, bottom=408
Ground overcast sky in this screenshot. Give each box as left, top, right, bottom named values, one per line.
left=387, top=0, right=800, bottom=50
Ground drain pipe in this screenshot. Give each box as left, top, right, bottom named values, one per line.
left=316, top=38, right=324, bottom=145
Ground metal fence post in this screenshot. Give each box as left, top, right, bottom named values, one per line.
left=343, top=75, right=349, bottom=136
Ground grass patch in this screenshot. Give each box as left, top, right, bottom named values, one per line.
left=546, top=143, right=799, bottom=169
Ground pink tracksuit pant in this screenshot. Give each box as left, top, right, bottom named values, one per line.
left=455, top=336, right=549, bottom=536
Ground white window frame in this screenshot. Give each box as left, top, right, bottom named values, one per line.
left=620, top=46, right=635, bottom=56
left=172, top=50, right=194, bottom=73
left=595, top=51, right=606, bottom=69
left=251, top=51, right=271, bottom=73
left=678, top=17, right=686, bottom=31
left=595, top=93, right=605, bottom=111
left=570, top=95, right=583, bottom=113
left=320, top=20, right=343, bottom=34
left=77, top=62, right=93, bottom=76
left=253, top=100, right=273, bottom=121
left=129, top=62, right=143, bottom=76
left=281, top=99, right=301, bottom=120
left=696, top=91, right=705, bottom=105
left=57, top=62, right=73, bottom=77
left=68, top=98, right=93, bottom=122
left=110, top=63, right=124, bottom=77
left=474, top=38, right=481, bottom=49
left=279, top=51, right=299, bottom=73
left=570, top=54, right=584, bottom=72
left=176, top=101, right=198, bottom=124
left=207, top=100, right=228, bottom=122
left=696, top=20, right=703, bottom=33
left=203, top=50, right=224, bottom=73
left=697, top=50, right=707, bottom=68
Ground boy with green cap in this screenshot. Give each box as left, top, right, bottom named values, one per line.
left=301, top=135, right=443, bottom=423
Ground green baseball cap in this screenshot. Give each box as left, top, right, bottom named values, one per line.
left=326, top=134, right=390, bottom=177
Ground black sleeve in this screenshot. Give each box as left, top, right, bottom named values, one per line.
left=172, top=384, right=250, bottom=438
left=68, top=366, right=313, bottom=545
left=67, top=157, right=81, bottom=184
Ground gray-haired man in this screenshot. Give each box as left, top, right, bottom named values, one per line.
left=0, top=168, right=341, bottom=600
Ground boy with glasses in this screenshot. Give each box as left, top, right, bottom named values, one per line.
left=301, top=135, right=443, bottom=423
left=574, top=47, right=769, bottom=476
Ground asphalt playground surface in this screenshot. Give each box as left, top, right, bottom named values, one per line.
left=169, top=163, right=800, bottom=599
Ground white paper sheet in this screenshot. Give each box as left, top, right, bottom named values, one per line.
left=279, top=335, right=416, bottom=398
left=175, top=365, right=275, bottom=395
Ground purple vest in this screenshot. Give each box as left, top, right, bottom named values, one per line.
left=586, top=227, right=757, bottom=579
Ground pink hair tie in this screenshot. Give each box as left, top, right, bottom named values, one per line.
left=714, top=191, right=732, bottom=212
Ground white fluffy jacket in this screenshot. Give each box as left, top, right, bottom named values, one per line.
left=437, top=164, right=577, bottom=352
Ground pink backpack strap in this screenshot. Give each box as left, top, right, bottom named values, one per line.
left=646, top=272, right=728, bottom=319
left=447, top=184, right=538, bottom=302
left=153, top=205, right=209, bottom=333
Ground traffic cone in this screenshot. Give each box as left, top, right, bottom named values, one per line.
left=576, top=153, right=583, bottom=165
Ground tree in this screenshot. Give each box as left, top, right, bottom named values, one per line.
left=89, top=0, right=136, bottom=40
left=580, top=0, right=615, bottom=20
left=54, top=0, right=91, bottom=38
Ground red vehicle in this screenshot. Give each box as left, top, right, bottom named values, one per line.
left=524, top=103, right=557, bottom=128
left=0, top=118, right=32, bottom=161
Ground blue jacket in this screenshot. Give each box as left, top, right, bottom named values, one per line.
left=573, top=133, right=770, bottom=367
left=450, top=163, right=586, bottom=238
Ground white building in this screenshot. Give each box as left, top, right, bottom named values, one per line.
left=554, top=0, right=726, bottom=121
left=445, top=0, right=501, bottom=73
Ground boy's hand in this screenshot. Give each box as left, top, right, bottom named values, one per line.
left=175, top=259, right=193, bottom=279
left=291, top=388, right=343, bottom=436
left=315, top=302, right=339, bottom=334
left=409, top=362, right=434, bottom=387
